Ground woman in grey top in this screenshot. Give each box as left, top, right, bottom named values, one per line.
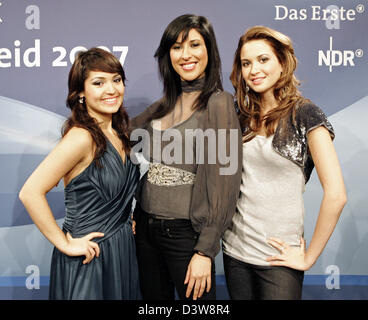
left=130, top=14, right=242, bottom=300
left=222, top=26, right=347, bottom=300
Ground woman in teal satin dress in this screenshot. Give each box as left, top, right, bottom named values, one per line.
left=19, top=48, right=140, bottom=299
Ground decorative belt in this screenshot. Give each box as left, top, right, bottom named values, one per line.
left=147, top=163, right=196, bottom=187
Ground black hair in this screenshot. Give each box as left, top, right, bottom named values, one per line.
left=152, top=14, right=223, bottom=119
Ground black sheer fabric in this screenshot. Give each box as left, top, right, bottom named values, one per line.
left=130, top=90, right=242, bottom=260
left=181, top=77, right=206, bottom=93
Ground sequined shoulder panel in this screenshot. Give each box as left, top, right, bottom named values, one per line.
left=271, top=103, right=334, bottom=184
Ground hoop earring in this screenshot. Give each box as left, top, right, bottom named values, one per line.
left=244, top=84, right=249, bottom=107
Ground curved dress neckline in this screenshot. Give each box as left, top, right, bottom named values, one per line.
left=105, top=137, right=127, bottom=165
left=64, top=139, right=127, bottom=191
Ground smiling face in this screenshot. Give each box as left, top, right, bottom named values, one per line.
left=80, top=70, right=125, bottom=121
left=241, top=39, right=283, bottom=98
left=170, top=28, right=208, bottom=81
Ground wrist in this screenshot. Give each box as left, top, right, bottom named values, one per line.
left=304, top=253, right=315, bottom=271
left=195, top=251, right=209, bottom=258
left=58, top=232, right=73, bottom=255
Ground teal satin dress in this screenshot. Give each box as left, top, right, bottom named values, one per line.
left=49, top=140, right=141, bottom=300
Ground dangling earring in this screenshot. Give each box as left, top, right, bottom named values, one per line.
left=79, top=96, right=85, bottom=104
left=244, top=84, right=249, bottom=107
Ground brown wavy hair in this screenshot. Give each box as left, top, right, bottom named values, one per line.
left=62, top=47, right=130, bottom=165
left=230, top=26, right=309, bottom=141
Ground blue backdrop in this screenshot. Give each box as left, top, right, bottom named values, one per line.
left=0, top=0, right=367, bottom=299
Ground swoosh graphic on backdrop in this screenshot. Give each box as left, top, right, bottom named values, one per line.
left=0, top=96, right=66, bottom=227
left=304, top=95, right=368, bottom=275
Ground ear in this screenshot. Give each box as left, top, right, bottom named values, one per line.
left=79, top=93, right=85, bottom=104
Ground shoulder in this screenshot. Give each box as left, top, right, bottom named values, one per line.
left=295, top=101, right=326, bottom=120
left=145, top=99, right=162, bottom=112
left=130, top=99, right=162, bottom=128
left=61, top=127, right=94, bottom=151
left=294, top=101, right=334, bottom=137
left=208, top=90, right=233, bottom=106
left=204, top=90, right=240, bottom=128
left=207, top=90, right=235, bottom=114
left=40, top=127, right=94, bottom=172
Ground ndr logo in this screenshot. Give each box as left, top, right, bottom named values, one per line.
left=319, top=37, right=363, bottom=72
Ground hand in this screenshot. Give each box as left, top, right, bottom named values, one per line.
left=63, top=232, right=104, bottom=264
left=132, top=219, right=136, bottom=235
left=266, top=237, right=310, bottom=271
left=184, top=253, right=212, bottom=300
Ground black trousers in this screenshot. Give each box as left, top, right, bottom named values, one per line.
left=223, top=252, right=304, bottom=300
left=134, top=205, right=216, bottom=300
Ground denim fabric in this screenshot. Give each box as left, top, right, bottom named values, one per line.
left=223, top=253, right=304, bottom=300
left=135, top=205, right=216, bottom=300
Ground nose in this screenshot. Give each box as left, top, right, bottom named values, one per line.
left=250, top=62, right=260, bottom=75
left=105, top=80, right=117, bottom=94
left=181, top=44, right=192, bottom=60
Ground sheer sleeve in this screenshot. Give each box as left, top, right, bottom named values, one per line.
left=191, top=91, right=242, bottom=260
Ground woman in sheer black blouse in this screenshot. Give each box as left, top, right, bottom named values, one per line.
left=130, top=14, right=242, bottom=300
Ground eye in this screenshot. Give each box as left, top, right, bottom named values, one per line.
left=93, top=81, right=103, bottom=86
left=191, top=42, right=200, bottom=48
left=114, top=77, right=122, bottom=83
left=260, top=57, right=269, bottom=63
left=172, top=44, right=181, bottom=50
left=242, top=61, right=250, bottom=67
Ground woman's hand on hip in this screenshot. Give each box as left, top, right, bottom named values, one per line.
left=266, top=237, right=311, bottom=271
left=63, top=232, right=104, bottom=264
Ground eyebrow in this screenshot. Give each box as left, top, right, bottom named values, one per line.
left=241, top=53, right=270, bottom=61
left=174, top=38, right=202, bottom=44
left=90, top=74, right=120, bottom=80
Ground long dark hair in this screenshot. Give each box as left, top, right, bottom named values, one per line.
left=152, top=14, right=223, bottom=120
left=62, top=47, right=130, bottom=165
left=230, top=26, right=308, bottom=141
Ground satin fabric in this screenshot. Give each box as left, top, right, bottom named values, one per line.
left=49, top=140, right=141, bottom=300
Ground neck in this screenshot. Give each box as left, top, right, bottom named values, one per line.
left=87, top=110, right=113, bottom=132
left=181, top=77, right=206, bottom=93
left=260, top=91, right=278, bottom=114
left=100, top=121, right=114, bottom=133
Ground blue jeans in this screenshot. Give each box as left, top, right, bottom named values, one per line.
left=134, top=205, right=216, bottom=300
left=223, top=252, right=304, bottom=300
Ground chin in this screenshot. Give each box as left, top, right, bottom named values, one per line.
left=250, top=85, right=269, bottom=94
left=180, top=73, right=203, bottom=82
left=181, top=76, right=196, bottom=82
